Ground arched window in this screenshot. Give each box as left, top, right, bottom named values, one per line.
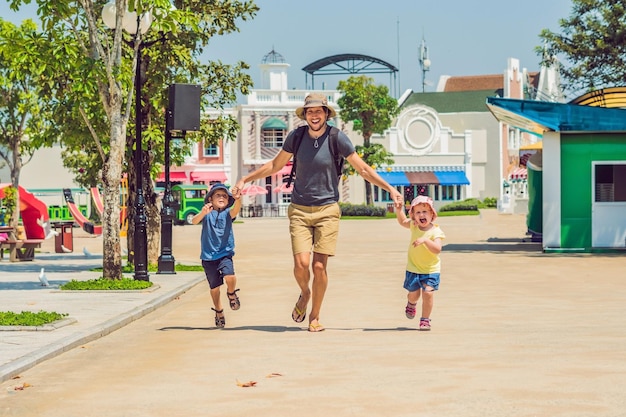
left=262, top=117, right=287, bottom=148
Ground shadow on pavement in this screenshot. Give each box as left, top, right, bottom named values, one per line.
left=158, top=325, right=305, bottom=333
left=0, top=262, right=102, bottom=273
left=0, top=281, right=64, bottom=290
left=444, top=242, right=542, bottom=253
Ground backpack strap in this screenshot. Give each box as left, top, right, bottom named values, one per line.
left=286, top=125, right=307, bottom=187
left=328, top=126, right=343, bottom=179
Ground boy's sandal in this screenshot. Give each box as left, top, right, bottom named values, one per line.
left=419, top=317, right=431, bottom=331
left=227, top=289, right=241, bottom=310
left=211, top=308, right=225, bottom=328
left=405, top=301, right=417, bottom=319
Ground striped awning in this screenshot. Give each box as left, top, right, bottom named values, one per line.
left=509, top=167, right=527, bottom=179
left=377, top=170, right=471, bottom=186
left=378, top=171, right=411, bottom=186
left=434, top=171, right=470, bottom=185
left=405, top=172, right=439, bottom=185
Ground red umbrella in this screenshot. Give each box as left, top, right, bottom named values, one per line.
left=241, top=184, right=268, bottom=196
left=273, top=183, right=293, bottom=193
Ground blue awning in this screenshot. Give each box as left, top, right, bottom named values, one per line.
left=486, top=97, right=626, bottom=137
left=434, top=171, right=470, bottom=185
left=377, top=171, right=410, bottom=186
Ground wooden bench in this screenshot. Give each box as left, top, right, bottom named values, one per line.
left=0, top=239, right=44, bottom=262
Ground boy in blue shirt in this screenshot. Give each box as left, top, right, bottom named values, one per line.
left=192, top=183, right=242, bottom=328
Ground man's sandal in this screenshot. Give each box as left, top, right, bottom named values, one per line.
left=291, top=294, right=306, bottom=323
left=227, top=289, right=241, bottom=310
left=405, top=301, right=417, bottom=319
left=308, top=322, right=325, bottom=332
left=211, top=308, right=225, bottom=328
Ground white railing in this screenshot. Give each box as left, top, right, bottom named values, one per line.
left=247, top=89, right=341, bottom=107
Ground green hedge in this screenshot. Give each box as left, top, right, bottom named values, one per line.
left=338, top=202, right=387, bottom=217
left=337, top=197, right=496, bottom=217
left=439, top=197, right=497, bottom=212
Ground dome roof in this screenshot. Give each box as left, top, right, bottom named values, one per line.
left=262, top=48, right=286, bottom=64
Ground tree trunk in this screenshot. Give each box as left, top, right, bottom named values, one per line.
left=101, top=111, right=124, bottom=280
left=363, top=132, right=373, bottom=205
left=146, top=181, right=161, bottom=265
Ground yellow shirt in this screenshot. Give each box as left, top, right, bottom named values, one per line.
left=406, top=223, right=445, bottom=274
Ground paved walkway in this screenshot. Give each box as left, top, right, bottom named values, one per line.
left=1, top=211, right=625, bottom=416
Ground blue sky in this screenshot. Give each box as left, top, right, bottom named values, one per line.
left=5, top=0, right=574, bottom=96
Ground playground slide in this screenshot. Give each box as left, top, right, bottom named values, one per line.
left=88, top=186, right=129, bottom=236
left=90, top=187, right=104, bottom=216
left=0, top=183, right=52, bottom=239
left=63, top=188, right=102, bottom=235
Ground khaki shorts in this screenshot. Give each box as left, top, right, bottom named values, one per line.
left=288, top=203, right=341, bottom=256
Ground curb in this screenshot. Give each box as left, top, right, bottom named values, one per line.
left=0, top=276, right=204, bottom=383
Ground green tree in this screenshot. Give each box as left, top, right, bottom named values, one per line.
left=6, top=0, right=257, bottom=279
left=337, top=75, right=398, bottom=205
left=0, top=19, right=54, bottom=227
left=538, top=0, right=626, bottom=97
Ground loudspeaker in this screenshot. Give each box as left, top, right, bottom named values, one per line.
left=168, top=84, right=201, bottom=131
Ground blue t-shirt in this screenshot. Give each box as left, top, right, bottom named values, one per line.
left=199, top=208, right=235, bottom=261
left=283, top=126, right=355, bottom=206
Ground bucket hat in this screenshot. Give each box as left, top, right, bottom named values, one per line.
left=295, top=93, right=337, bottom=120
left=205, top=183, right=235, bottom=209
left=409, top=195, right=437, bottom=221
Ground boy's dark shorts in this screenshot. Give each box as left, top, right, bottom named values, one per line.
left=202, top=256, right=235, bottom=289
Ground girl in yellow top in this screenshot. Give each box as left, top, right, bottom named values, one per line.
left=395, top=196, right=445, bottom=330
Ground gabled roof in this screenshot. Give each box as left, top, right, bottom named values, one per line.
left=442, top=72, right=540, bottom=93
left=443, top=74, right=504, bottom=92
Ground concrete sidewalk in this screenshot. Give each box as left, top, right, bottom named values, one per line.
left=1, top=212, right=625, bottom=416
left=0, top=248, right=205, bottom=382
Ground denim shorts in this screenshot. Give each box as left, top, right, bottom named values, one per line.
left=202, top=256, right=235, bottom=289
left=403, top=271, right=440, bottom=292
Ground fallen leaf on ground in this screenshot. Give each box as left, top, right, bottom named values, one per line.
left=236, top=380, right=257, bottom=387
left=14, top=383, right=32, bottom=391
left=266, top=373, right=283, bottom=378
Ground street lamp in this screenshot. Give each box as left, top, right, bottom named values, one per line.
left=419, top=37, right=431, bottom=93
left=102, top=2, right=153, bottom=281
left=157, top=105, right=177, bottom=274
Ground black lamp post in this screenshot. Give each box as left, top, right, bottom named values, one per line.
left=102, top=2, right=152, bottom=281
left=132, top=43, right=149, bottom=281
left=157, top=113, right=177, bottom=274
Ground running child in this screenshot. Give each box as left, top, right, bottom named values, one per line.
left=192, top=183, right=242, bottom=328
left=394, top=195, right=445, bottom=331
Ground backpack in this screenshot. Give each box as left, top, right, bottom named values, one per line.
left=286, top=125, right=344, bottom=187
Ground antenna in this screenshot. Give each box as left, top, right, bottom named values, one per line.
left=418, top=35, right=431, bottom=93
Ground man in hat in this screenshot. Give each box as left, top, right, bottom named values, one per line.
left=232, top=93, right=403, bottom=332
left=192, top=183, right=242, bottom=328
